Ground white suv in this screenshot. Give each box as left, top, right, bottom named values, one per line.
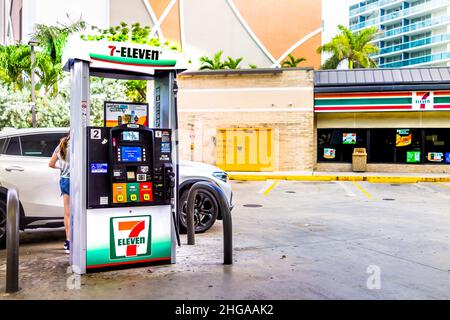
left=0, top=128, right=233, bottom=248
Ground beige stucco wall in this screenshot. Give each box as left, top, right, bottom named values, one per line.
left=177, top=69, right=315, bottom=171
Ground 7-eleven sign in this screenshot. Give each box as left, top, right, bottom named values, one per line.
left=110, top=216, right=151, bottom=259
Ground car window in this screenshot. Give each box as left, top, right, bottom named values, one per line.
left=20, top=133, right=66, bottom=157
left=0, top=138, right=6, bottom=153
left=5, top=137, right=21, bottom=155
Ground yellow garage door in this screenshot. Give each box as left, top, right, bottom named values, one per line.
left=216, top=128, right=273, bottom=172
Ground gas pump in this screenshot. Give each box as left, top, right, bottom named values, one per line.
left=64, top=40, right=184, bottom=273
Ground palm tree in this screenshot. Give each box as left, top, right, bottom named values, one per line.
left=281, top=54, right=306, bottom=68
left=317, top=25, right=379, bottom=69
left=0, top=44, right=31, bottom=91
left=33, top=19, right=86, bottom=65
left=34, top=53, right=62, bottom=96
left=199, top=50, right=226, bottom=70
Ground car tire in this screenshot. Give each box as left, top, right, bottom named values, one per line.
left=178, top=187, right=219, bottom=233
left=0, top=198, right=6, bottom=249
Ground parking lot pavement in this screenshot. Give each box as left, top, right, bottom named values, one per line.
left=1, top=180, right=450, bottom=299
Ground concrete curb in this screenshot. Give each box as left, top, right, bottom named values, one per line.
left=228, top=174, right=450, bottom=183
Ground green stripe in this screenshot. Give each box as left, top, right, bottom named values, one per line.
left=89, top=53, right=176, bottom=66
left=435, top=97, right=450, bottom=104
left=315, top=97, right=412, bottom=106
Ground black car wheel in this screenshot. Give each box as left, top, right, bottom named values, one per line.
left=0, top=199, right=6, bottom=249
left=179, top=188, right=219, bottom=233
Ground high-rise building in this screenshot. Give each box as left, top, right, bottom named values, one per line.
left=349, top=0, right=450, bottom=68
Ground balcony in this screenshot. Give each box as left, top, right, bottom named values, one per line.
left=377, top=34, right=450, bottom=56
left=379, top=52, right=450, bottom=68
left=349, top=0, right=403, bottom=17
left=377, top=15, right=450, bottom=41
left=350, top=0, right=448, bottom=31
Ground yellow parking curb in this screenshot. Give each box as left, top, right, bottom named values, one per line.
left=228, top=174, right=450, bottom=183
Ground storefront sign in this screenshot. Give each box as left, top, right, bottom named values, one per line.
left=343, top=133, right=356, bottom=145
left=396, top=129, right=412, bottom=147
left=412, top=92, right=433, bottom=110
left=314, top=91, right=450, bottom=112
left=324, top=148, right=336, bottom=159
left=427, top=152, right=444, bottom=162
left=407, top=151, right=421, bottom=163
left=104, top=101, right=149, bottom=127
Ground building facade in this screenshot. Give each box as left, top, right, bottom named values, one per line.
left=0, top=0, right=22, bottom=45
left=177, top=68, right=316, bottom=172
left=315, top=68, right=450, bottom=173
left=349, top=0, right=450, bottom=68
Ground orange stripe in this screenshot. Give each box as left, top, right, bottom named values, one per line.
left=316, top=91, right=450, bottom=99
left=316, top=92, right=410, bottom=98
left=118, top=221, right=139, bottom=231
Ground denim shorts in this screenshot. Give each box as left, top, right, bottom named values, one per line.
left=60, top=178, right=70, bottom=196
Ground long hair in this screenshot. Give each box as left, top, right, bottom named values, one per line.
left=58, top=133, right=70, bottom=161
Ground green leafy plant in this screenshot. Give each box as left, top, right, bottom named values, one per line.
left=248, top=64, right=258, bottom=69
left=199, top=51, right=243, bottom=70
left=317, top=25, right=379, bottom=69
left=0, top=44, right=31, bottom=91
left=33, top=19, right=86, bottom=65
left=281, top=54, right=306, bottom=68
left=199, top=50, right=226, bottom=70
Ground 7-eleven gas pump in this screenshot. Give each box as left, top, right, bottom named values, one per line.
left=64, top=41, right=184, bottom=274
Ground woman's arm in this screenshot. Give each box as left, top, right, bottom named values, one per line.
left=48, top=152, right=59, bottom=169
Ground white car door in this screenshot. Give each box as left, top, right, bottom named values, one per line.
left=0, top=133, right=64, bottom=218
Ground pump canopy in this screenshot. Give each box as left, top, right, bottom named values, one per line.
left=63, top=39, right=186, bottom=79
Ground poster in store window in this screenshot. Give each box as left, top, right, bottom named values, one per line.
left=396, top=129, right=412, bottom=147
left=324, top=148, right=336, bottom=159
left=342, top=133, right=356, bottom=145
left=406, top=151, right=421, bottom=163
left=446, top=153, right=450, bottom=164
left=104, top=101, right=149, bottom=128
left=427, top=152, right=444, bottom=162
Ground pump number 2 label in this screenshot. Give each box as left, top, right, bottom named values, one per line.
left=91, top=129, right=101, bottom=140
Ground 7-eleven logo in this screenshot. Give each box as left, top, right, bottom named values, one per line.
left=413, top=91, right=434, bottom=110
left=110, top=216, right=151, bottom=259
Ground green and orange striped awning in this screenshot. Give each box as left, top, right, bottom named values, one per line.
left=314, top=91, right=450, bottom=112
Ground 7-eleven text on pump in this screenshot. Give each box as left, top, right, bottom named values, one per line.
left=110, top=216, right=151, bottom=259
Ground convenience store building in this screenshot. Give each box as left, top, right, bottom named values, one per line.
left=315, top=68, right=450, bottom=173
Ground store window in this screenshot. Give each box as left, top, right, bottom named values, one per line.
left=394, top=129, right=422, bottom=164
left=425, top=129, right=450, bottom=164
left=317, top=129, right=367, bottom=162
left=319, top=128, right=450, bottom=165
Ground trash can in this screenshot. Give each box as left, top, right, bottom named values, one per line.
left=352, top=148, right=367, bottom=172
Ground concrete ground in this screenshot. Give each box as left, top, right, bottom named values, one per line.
left=1, top=180, right=450, bottom=299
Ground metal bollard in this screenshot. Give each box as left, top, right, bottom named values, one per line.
left=6, top=188, right=20, bottom=293
left=186, top=182, right=233, bottom=265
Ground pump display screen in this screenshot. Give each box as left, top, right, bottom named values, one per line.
left=121, top=146, right=142, bottom=162
left=122, top=131, right=140, bottom=141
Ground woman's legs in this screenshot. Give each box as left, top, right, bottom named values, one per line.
left=63, top=194, right=70, bottom=241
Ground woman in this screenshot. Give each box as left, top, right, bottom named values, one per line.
left=49, top=133, right=70, bottom=253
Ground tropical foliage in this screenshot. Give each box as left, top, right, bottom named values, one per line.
left=317, top=25, right=379, bottom=69
left=0, top=45, right=31, bottom=91
left=281, top=54, right=306, bottom=68
left=199, top=50, right=244, bottom=70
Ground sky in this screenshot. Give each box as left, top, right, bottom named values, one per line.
left=322, top=0, right=355, bottom=44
